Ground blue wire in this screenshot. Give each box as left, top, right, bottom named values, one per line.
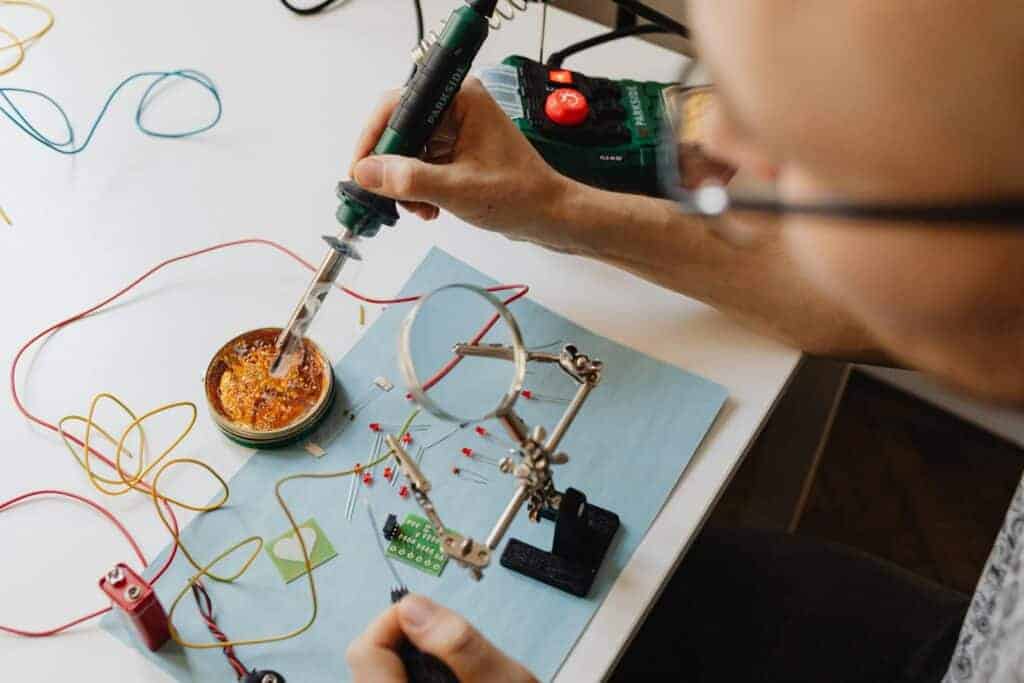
left=0, top=69, right=222, bottom=155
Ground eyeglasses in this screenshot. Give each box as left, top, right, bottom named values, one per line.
left=658, top=61, right=1024, bottom=242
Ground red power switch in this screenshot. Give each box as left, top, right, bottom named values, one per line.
left=545, top=88, right=589, bottom=126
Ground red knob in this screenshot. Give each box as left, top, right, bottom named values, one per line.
left=545, top=88, right=589, bottom=126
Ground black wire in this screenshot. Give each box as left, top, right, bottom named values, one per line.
left=278, top=0, right=424, bottom=83
left=279, top=0, right=340, bottom=16
left=546, top=23, right=669, bottom=68
left=609, top=0, right=689, bottom=38
left=408, top=0, right=425, bottom=83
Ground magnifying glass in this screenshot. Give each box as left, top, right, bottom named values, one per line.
left=399, top=284, right=528, bottom=425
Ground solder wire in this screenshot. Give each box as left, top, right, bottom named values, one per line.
left=4, top=237, right=529, bottom=639
left=58, top=393, right=418, bottom=649
left=0, top=1, right=54, bottom=76
left=0, top=24, right=23, bottom=75
left=164, top=409, right=421, bottom=649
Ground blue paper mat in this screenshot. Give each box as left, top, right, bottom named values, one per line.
left=102, top=248, right=727, bottom=681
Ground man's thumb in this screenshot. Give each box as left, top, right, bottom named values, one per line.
left=396, top=595, right=536, bottom=682
left=352, top=155, right=453, bottom=204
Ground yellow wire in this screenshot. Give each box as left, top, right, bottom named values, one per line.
left=166, top=408, right=420, bottom=649
left=0, top=24, right=23, bottom=75
left=0, top=0, right=54, bottom=76
left=59, top=392, right=420, bottom=650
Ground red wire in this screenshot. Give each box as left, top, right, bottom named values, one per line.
left=3, top=237, right=529, bottom=638
left=0, top=490, right=145, bottom=637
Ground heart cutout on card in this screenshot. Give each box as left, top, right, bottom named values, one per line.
left=272, top=525, right=318, bottom=563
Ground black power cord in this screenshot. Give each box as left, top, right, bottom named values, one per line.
left=608, top=0, right=689, bottom=38
left=279, top=0, right=425, bottom=82
left=409, top=0, right=425, bottom=81
left=278, top=0, right=340, bottom=16
left=543, top=0, right=688, bottom=69
left=546, top=22, right=669, bottom=68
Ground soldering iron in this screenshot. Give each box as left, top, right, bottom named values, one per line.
left=268, top=0, right=690, bottom=375
left=269, top=0, right=511, bottom=376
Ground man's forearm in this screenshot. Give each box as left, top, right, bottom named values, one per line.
left=549, top=181, right=891, bottom=363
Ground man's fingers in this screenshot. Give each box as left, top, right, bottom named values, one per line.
left=397, top=595, right=537, bottom=682
left=399, top=200, right=440, bottom=220
left=349, top=89, right=403, bottom=173
left=352, top=155, right=460, bottom=205
left=346, top=605, right=408, bottom=682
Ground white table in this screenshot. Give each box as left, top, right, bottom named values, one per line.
left=0, top=2, right=799, bottom=680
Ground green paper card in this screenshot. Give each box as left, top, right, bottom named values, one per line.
left=386, top=514, right=451, bottom=577
left=266, top=518, right=338, bottom=583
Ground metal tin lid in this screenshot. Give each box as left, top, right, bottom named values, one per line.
left=204, top=328, right=335, bottom=448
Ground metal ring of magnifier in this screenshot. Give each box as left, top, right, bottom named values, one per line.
left=399, top=283, right=528, bottom=425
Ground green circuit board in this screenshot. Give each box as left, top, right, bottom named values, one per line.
left=386, top=513, right=451, bottom=577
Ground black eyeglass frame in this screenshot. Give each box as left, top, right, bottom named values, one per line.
left=660, top=80, right=1024, bottom=228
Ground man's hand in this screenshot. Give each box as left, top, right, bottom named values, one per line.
left=349, top=78, right=575, bottom=251
left=346, top=594, right=538, bottom=682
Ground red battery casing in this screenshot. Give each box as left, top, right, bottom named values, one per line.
left=99, top=563, right=170, bottom=651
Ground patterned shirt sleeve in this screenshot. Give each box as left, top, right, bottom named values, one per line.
left=944, top=476, right=1024, bottom=682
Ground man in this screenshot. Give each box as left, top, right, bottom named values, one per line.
left=345, top=1, right=1024, bottom=680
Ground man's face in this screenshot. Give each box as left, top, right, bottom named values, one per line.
left=687, top=1, right=1024, bottom=405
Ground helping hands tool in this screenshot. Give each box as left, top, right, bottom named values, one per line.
left=270, top=0, right=514, bottom=377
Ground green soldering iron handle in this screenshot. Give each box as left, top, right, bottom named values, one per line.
left=336, top=2, right=492, bottom=238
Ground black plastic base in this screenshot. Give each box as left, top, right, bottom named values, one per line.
left=500, top=488, right=619, bottom=597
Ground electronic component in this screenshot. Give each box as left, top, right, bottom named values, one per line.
left=474, top=425, right=518, bottom=450
left=521, top=388, right=571, bottom=404
left=386, top=514, right=453, bottom=578
left=459, top=447, right=500, bottom=467
left=345, top=464, right=363, bottom=520
left=452, top=466, right=490, bottom=485
left=383, top=513, right=401, bottom=541
left=481, top=54, right=677, bottom=196
left=98, top=563, right=170, bottom=652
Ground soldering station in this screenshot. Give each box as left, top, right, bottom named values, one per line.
left=2, top=1, right=715, bottom=682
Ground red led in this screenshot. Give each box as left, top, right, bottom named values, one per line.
left=522, top=390, right=534, bottom=400
left=474, top=426, right=488, bottom=436
left=461, top=447, right=473, bottom=457
left=398, top=485, right=410, bottom=498
left=401, top=433, right=413, bottom=445
left=548, top=69, right=573, bottom=84
left=383, top=466, right=394, bottom=480
left=405, top=392, right=413, bottom=401
left=362, top=471, right=374, bottom=485
left=369, top=423, right=381, bottom=432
